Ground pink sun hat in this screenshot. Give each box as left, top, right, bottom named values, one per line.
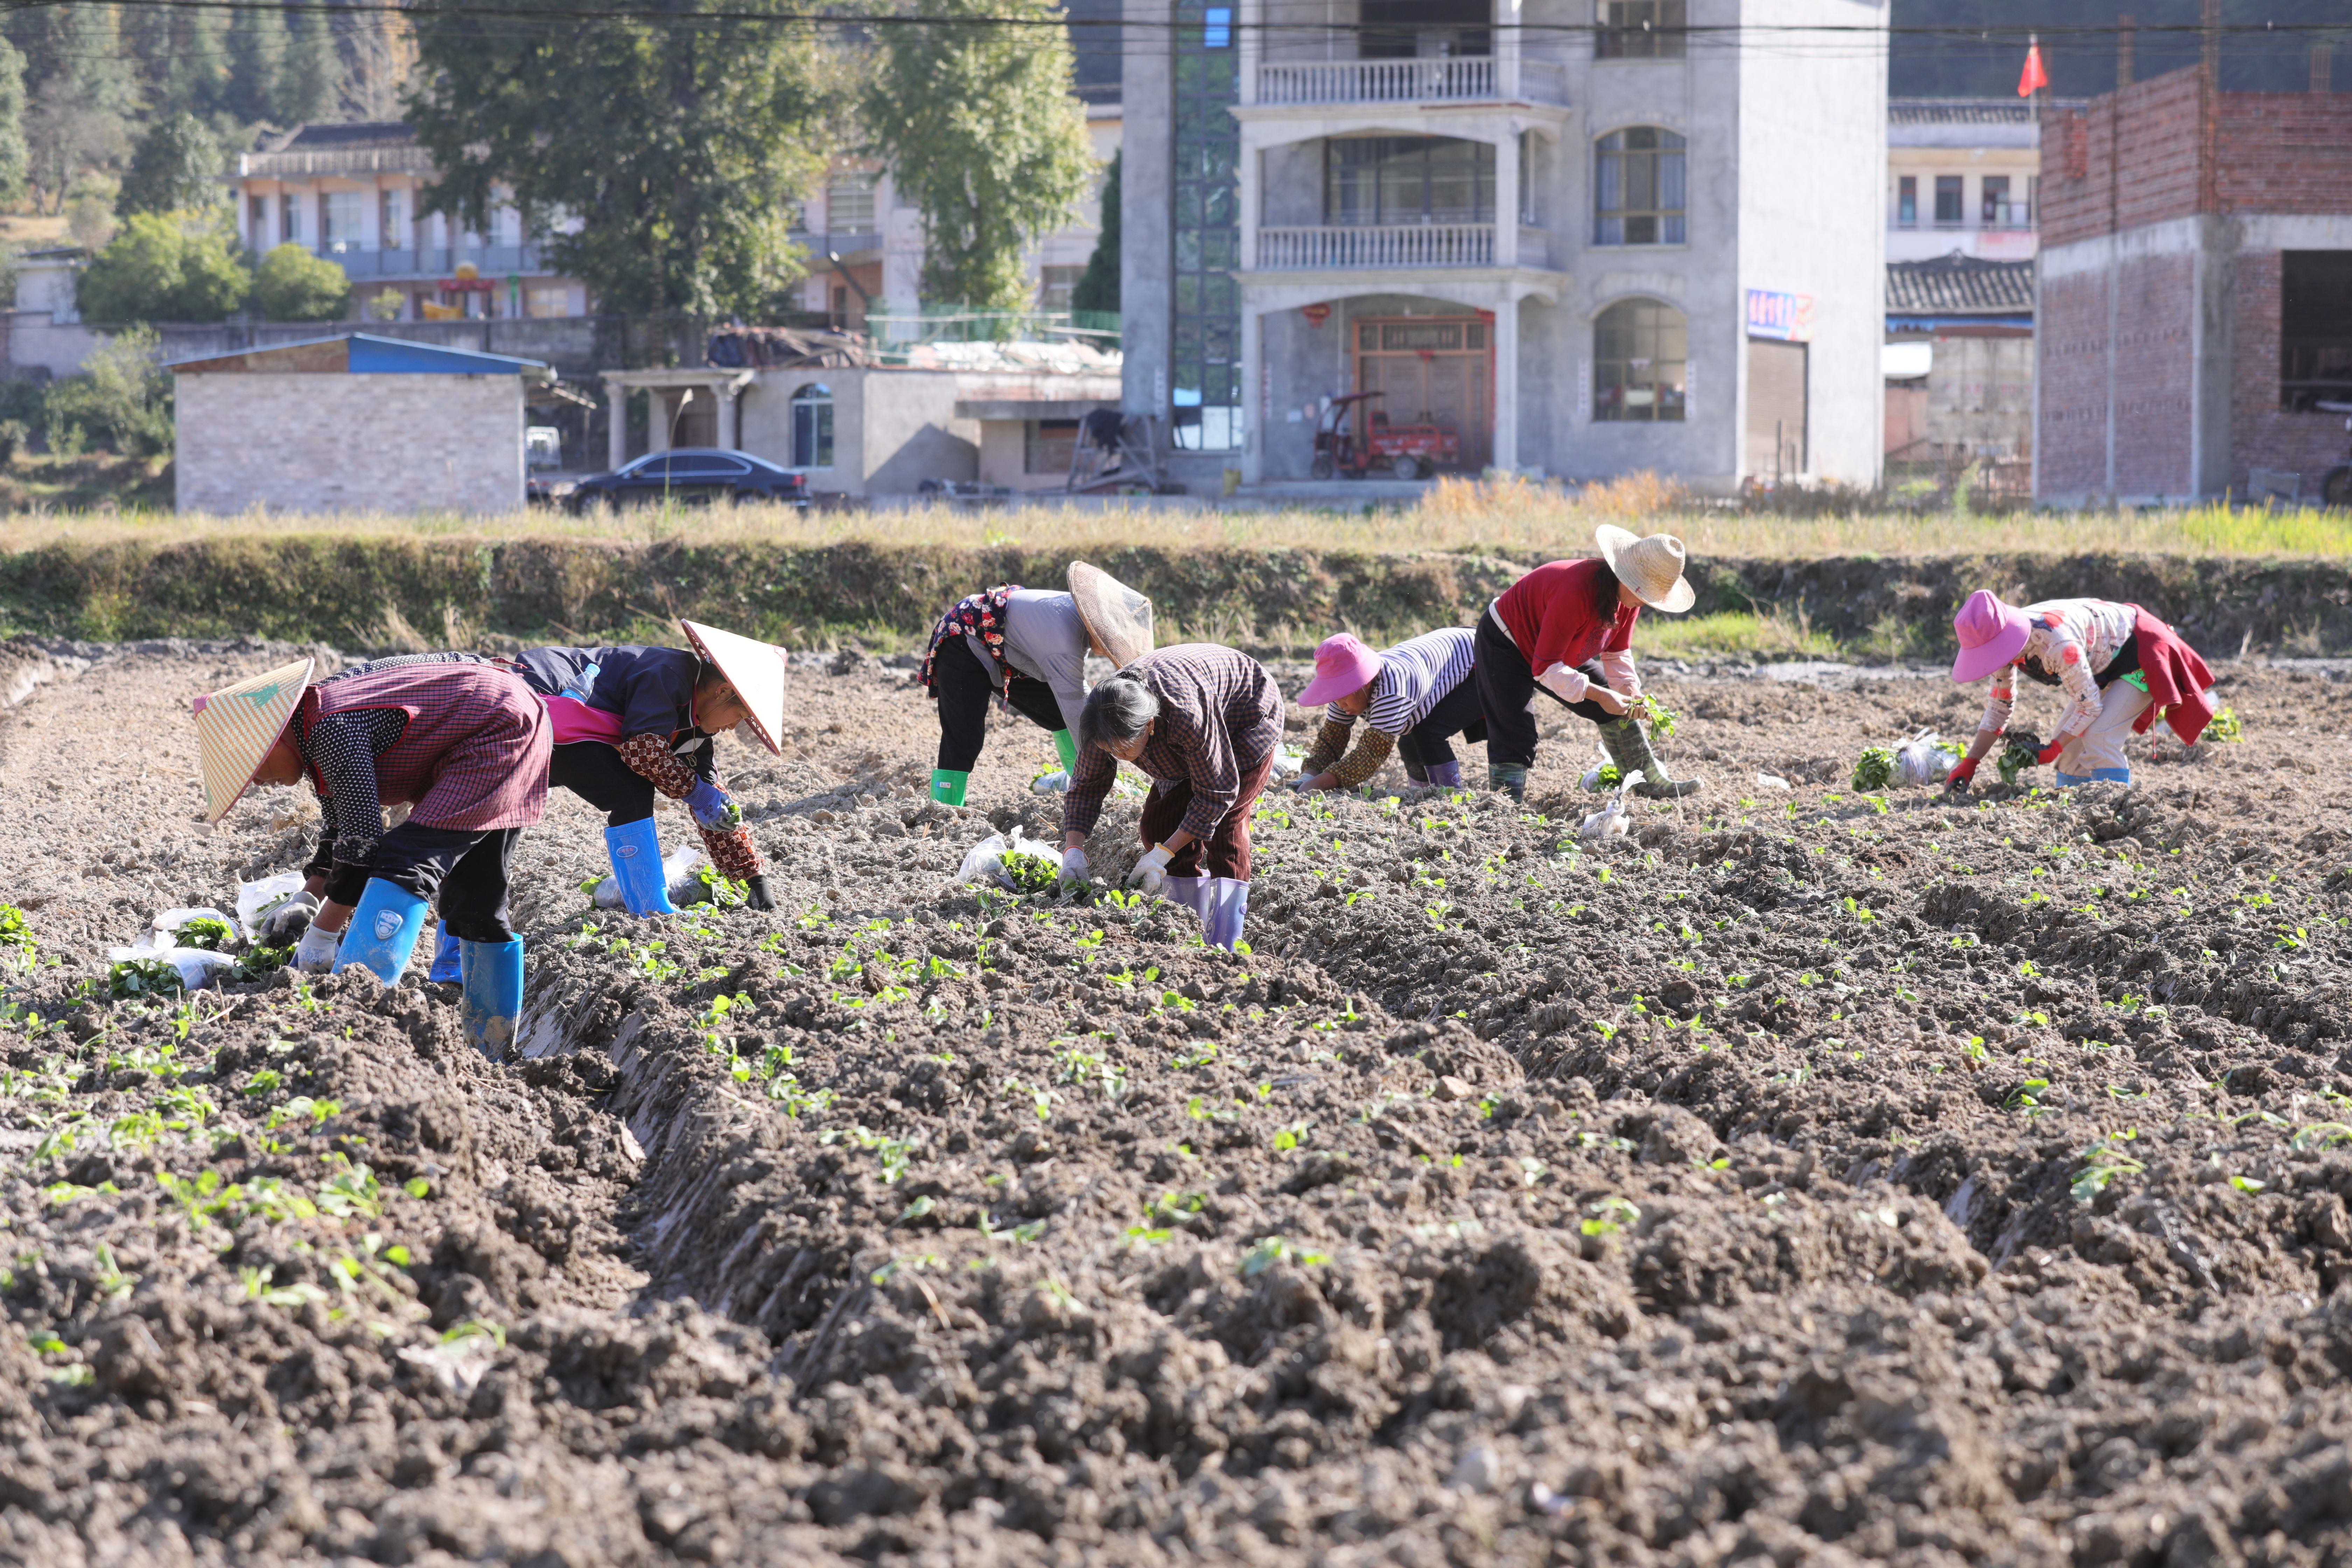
left=1950, top=589, right=2032, bottom=682
left=1297, top=633, right=1382, bottom=708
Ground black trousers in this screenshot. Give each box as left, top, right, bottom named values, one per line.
left=548, top=739, right=690, bottom=828
left=1474, top=611, right=1616, bottom=770
left=371, top=824, right=523, bottom=943
left=932, top=635, right=1065, bottom=772
left=1394, top=675, right=1488, bottom=772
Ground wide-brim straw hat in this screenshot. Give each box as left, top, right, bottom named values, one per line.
left=191, top=656, right=314, bottom=824
left=679, top=619, right=788, bottom=754
left=1595, top=525, right=1697, bottom=614
left=1066, top=561, right=1154, bottom=667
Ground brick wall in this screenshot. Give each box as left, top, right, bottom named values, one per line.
left=2214, top=95, right=2352, bottom=214
left=2041, top=69, right=2205, bottom=248
left=2037, top=271, right=2112, bottom=497
left=176, top=373, right=524, bottom=516
left=2228, top=250, right=2352, bottom=497
left=2111, top=253, right=2197, bottom=497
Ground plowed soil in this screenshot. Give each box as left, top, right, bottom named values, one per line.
left=3, top=637, right=2350, bottom=1568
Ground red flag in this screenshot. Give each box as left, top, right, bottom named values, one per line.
left=2017, top=34, right=2050, bottom=97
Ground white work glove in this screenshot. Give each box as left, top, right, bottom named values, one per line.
left=1127, top=842, right=1174, bottom=896
left=1032, top=770, right=1072, bottom=794
left=1058, top=845, right=1089, bottom=888
left=258, top=890, right=320, bottom=946
left=1289, top=771, right=1319, bottom=793
left=294, top=922, right=341, bottom=974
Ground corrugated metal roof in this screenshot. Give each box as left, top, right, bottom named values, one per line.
left=167, top=332, right=548, bottom=376
left=262, top=121, right=419, bottom=153
left=1886, top=253, right=2036, bottom=314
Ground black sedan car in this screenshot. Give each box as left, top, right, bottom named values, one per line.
left=565, top=448, right=811, bottom=512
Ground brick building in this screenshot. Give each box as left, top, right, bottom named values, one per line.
left=2036, top=59, right=2352, bottom=505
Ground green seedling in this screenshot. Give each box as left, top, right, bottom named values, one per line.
left=1639, top=694, right=1679, bottom=741
left=170, top=916, right=236, bottom=951
left=0, top=905, right=35, bottom=969
left=2070, top=1133, right=2143, bottom=1203
left=2206, top=706, right=2243, bottom=743
left=107, top=957, right=185, bottom=1001
left=1851, top=747, right=1895, bottom=792
left=997, top=851, right=1061, bottom=896
left=1581, top=1197, right=1641, bottom=1237
left=695, top=864, right=750, bottom=909
left=1240, top=1235, right=1330, bottom=1276
left=1997, top=731, right=2044, bottom=787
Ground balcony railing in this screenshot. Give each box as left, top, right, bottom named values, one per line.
left=1254, top=57, right=1568, bottom=106
left=1896, top=207, right=2036, bottom=232
left=274, top=242, right=552, bottom=280
left=1258, top=223, right=1494, bottom=270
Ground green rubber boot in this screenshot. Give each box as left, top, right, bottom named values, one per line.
left=1487, top=763, right=1528, bottom=802
left=930, top=768, right=969, bottom=806
left=1598, top=716, right=1700, bottom=799
left=1052, top=728, right=1079, bottom=774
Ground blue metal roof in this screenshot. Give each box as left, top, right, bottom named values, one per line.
left=164, top=332, right=548, bottom=375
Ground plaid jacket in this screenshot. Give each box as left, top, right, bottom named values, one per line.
left=1064, top=644, right=1283, bottom=842
left=302, top=663, right=550, bottom=831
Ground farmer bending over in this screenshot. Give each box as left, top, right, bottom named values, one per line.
left=1059, top=645, right=1284, bottom=950
left=1476, top=526, right=1699, bottom=801
left=511, top=619, right=784, bottom=919
left=1291, top=626, right=1480, bottom=792
left=1945, top=591, right=2217, bottom=790
left=193, top=656, right=549, bottom=1054
left=919, top=562, right=1154, bottom=804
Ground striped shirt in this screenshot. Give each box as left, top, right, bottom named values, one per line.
left=1978, top=598, right=2139, bottom=741
left=1302, top=627, right=1475, bottom=787
left=1064, top=645, right=1284, bottom=843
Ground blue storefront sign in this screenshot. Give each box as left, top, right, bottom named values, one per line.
left=1746, top=289, right=1814, bottom=342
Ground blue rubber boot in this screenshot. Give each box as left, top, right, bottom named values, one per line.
left=427, top=925, right=462, bottom=982
left=459, top=937, right=525, bottom=1057
left=604, top=819, right=677, bottom=915
left=1205, top=879, right=1251, bottom=950
left=334, top=878, right=428, bottom=983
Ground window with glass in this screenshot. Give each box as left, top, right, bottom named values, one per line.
left=1595, top=0, right=1686, bottom=59
left=1934, top=175, right=1963, bottom=225
left=380, top=190, right=405, bottom=250
left=1896, top=176, right=1917, bottom=226
left=1594, top=128, right=1685, bottom=245
left=792, top=384, right=835, bottom=468
left=1358, top=0, right=1491, bottom=62
left=1980, top=175, right=2012, bottom=226
left=1324, top=137, right=1495, bottom=225
left=1593, top=299, right=1686, bottom=422
left=827, top=174, right=878, bottom=234
left=282, top=193, right=303, bottom=243
left=323, top=191, right=364, bottom=252
left=1171, top=0, right=1240, bottom=452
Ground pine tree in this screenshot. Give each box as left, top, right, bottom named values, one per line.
left=277, top=4, right=341, bottom=126
left=0, top=37, right=28, bottom=210
left=224, top=5, right=287, bottom=126
left=1070, top=150, right=1119, bottom=316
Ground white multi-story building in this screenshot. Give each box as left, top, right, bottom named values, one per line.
left=1885, top=98, right=2056, bottom=264
left=1120, top=0, right=1888, bottom=492
left=231, top=123, right=589, bottom=321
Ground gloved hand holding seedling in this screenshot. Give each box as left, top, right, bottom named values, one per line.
left=1997, top=729, right=2046, bottom=786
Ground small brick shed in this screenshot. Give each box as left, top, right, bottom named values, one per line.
left=171, top=333, right=548, bottom=516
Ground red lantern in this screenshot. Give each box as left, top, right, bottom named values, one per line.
left=1302, top=303, right=1331, bottom=328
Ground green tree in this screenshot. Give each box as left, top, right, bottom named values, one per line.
left=76, top=211, right=250, bottom=323
left=864, top=0, right=1096, bottom=309
left=44, top=324, right=173, bottom=457
left=118, top=113, right=224, bottom=216
left=223, top=4, right=287, bottom=125
left=277, top=3, right=341, bottom=125
left=407, top=0, right=832, bottom=317
left=253, top=240, right=351, bottom=321
left=0, top=36, right=29, bottom=211
left=1070, top=149, right=1118, bottom=315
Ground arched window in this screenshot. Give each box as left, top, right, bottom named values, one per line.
left=1593, top=300, right=1686, bottom=422
left=791, top=384, right=834, bottom=468
left=1594, top=128, right=1686, bottom=245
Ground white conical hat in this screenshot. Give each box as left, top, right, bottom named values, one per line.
left=1066, top=561, right=1154, bottom=667
left=191, top=656, right=313, bottom=824
left=679, top=619, right=788, bottom=754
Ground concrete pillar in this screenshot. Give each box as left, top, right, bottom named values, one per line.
left=1237, top=0, right=1258, bottom=105
left=1240, top=307, right=1261, bottom=483
left=716, top=383, right=739, bottom=451
left=1499, top=0, right=1522, bottom=99
left=647, top=391, right=672, bottom=454
left=1237, top=141, right=1259, bottom=271
left=1493, top=293, right=1519, bottom=474
left=607, top=383, right=628, bottom=469
left=1494, top=129, right=1519, bottom=268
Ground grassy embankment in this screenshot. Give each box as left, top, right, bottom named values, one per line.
left=5, top=474, right=2350, bottom=658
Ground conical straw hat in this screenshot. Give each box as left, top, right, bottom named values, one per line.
left=1594, top=525, right=1696, bottom=613
left=679, top=619, right=788, bottom=754
left=191, top=656, right=313, bottom=824
left=1066, top=561, right=1154, bottom=667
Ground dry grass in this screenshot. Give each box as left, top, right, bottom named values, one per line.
left=6, top=474, right=2350, bottom=559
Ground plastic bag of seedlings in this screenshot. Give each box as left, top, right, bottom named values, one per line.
left=1577, top=746, right=1623, bottom=793
left=236, top=874, right=309, bottom=942
left=1894, top=730, right=1953, bottom=789
left=955, top=831, right=1064, bottom=893
left=107, top=944, right=236, bottom=996
left=1578, top=774, right=1641, bottom=840
left=136, top=908, right=241, bottom=953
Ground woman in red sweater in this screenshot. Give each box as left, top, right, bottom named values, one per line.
left=1476, top=527, right=1699, bottom=800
